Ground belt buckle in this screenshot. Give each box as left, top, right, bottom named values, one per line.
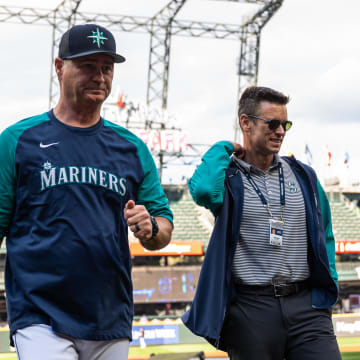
left=273, top=283, right=287, bottom=297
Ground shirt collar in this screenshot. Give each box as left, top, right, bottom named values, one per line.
left=233, top=154, right=282, bottom=174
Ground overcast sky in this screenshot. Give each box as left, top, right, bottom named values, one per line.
left=1, top=0, right=359, bottom=185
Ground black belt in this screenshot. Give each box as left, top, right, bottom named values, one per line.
left=233, top=279, right=309, bottom=297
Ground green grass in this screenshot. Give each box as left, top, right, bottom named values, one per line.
left=338, top=337, right=360, bottom=347
left=0, top=355, right=16, bottom=359
left=129, top=342, right=216, bottom=356
left=338, top=337, right=360, bottom=360
left=129, top=339, right=360, bottom=358
left=341, top=354, right=360, bottom=360
left=0, top=353, right=358, bottom=360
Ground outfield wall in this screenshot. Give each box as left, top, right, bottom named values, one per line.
left=131, top=320, right=205, bottom=347
left=132, top=314, right=360, bottom=345
left=333, top=313, right=360, bottom=337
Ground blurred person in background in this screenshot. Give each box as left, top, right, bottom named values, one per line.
left=139, top=328, right=146, bottom=349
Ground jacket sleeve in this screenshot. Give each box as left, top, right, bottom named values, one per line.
left=317, top=180, right=338, bottom=285
left=188, top=141, right=234, bottom=215
left=0, top=128, right=17, bottom=243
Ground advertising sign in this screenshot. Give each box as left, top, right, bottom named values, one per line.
left=335, top=241, right=360, bottom=254
left=132, top=266, right=200, bottom=303
left=133, top=129, right=187, bottom=153
left=333, top=314, right=360, bottom=337
left=130, top=241, right=203, bottom=256
left=131, top=324, right=179, bottom=346
left=102, top=92, right=188, bottom=153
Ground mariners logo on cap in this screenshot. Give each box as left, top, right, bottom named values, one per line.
left=87, top=28, right=108, bottom=48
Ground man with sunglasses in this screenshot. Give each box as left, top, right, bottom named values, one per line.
left=182, top=86, right=340, bottom=360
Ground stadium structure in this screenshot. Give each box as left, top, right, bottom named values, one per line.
left=1, top=0, right=360, bottom=358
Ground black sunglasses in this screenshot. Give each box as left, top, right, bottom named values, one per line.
left=247, top=114, right=292, bottom=131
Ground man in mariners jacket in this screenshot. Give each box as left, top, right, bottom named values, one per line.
left=182, top=86, right=340, bottom=360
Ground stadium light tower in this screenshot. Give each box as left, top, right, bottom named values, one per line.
left=147, top=0, right=187, bottom=110
left=0, top=0, right=283, bottom=144
left=49, top=0, right=83, bottom=108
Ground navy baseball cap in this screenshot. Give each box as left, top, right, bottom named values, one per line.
left=58, top=24, right=126, bottom=63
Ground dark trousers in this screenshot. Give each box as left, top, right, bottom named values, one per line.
left=221, top=288, right=341, bottom=360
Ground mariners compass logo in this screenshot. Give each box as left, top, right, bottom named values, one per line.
left=43, top=161, right=52, bottom=171
left=87, top=28, right=108, bottom=48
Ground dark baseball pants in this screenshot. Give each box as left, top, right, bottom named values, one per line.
left=221, top=288, right=341, bottom=360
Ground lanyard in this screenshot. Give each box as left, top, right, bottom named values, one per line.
left=241, top=165, right=285, bottom=221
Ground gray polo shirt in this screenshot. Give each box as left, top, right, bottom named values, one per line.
left=232, top=155, right=310, bottom=285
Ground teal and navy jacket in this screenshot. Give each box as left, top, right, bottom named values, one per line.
left=181, top=141, right=338, bottom=347
left=0, top=110, right=173, bottom=341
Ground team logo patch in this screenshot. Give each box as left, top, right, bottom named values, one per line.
left=288, top=181, right=298, bottom=193
left=88, top=28, right=108, bottom=48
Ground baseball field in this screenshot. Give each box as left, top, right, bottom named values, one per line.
left=126, top=337, right=360, bottom=359
left=0, top=337, right=358, bottom=359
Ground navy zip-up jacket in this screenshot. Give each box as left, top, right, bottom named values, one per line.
left=182, top=154, right=338, bottom=348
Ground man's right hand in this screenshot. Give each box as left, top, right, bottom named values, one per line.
left=230, top=141, right=245, bottom=159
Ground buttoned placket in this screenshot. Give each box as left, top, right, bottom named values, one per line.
left=248, top=165, right=284, bottom=222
